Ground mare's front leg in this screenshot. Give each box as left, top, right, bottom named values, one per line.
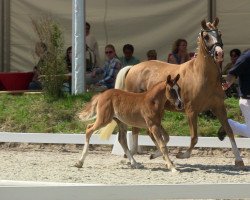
left=116, top=120, right=143, bottom=169
left=211, top=104, right=244, bottom=167
left=148, top=124, right=177, bottom=172
left=176, top=111, right=198, bottom=159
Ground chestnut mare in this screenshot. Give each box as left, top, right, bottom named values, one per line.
left=103, top=18, right=244, bottom=167
left=75, top=74, right=183, bottom=172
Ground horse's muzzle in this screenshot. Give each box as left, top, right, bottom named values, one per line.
left=176, top=100, right=184, bottom=110
left=214, top=46, right=224, bottom=62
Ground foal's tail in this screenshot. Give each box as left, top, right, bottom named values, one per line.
left=98, top=66, right=133, bottom=140
left=115, top=65, right=133, bottom=89
left=78, top=94, right=100, bottom=122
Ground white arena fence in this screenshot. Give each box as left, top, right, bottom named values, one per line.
left=1, top=131, right=250, bottom=200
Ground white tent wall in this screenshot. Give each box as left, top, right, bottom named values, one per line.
left=216, top=0, right=250, bottom=63
left=86, top=0, right=207, bottom=64
left=9, top=0, right=207, bottom=72
left=8, top=0, right=250, bottom=72
left=10, top=0, right=72, bottom=72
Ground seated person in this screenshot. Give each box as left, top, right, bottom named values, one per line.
left=28, top=42, right=47, bottom=90
left=222, top=48, right=241, bottom=75
left=147, top=49, right=157, bottom=60
left=91, top=44, right=122, bottom=91
left=119, top=44, right=140, bottom=66
left=65, top=45, right=102, bottom=91
left=168, top=39, right=190, bottom=64
left=62, top=46, right=73, bottom=92
left=221, top=48, right=241, bottom=98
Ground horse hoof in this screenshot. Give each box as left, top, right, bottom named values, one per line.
left=74, top=161, right=83, bottom=168
left=149, top=154, right=155, bottom=160
left=171, top=168, right=179, bottom=173
left=176, top=151, right=190, bottom=159
left=217, top=126, right=227, bottom=141
left=235, top=160, right=245, bottom=168
left=131, top=163, right=144, bottom=169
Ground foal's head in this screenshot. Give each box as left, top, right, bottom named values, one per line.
left=166, top=74, right=183, bottom=110
left=199, top=17, right=224, bottom=63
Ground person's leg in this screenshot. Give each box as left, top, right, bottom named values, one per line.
left=228, top=98, right=250, bottom=137
left=28, top=81, right=42, bottom=90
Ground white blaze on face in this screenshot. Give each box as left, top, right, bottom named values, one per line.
left=210, top=31, right=224, bottom=62
left=215, top=46, right=224, bottom=62
left=172, top=84, right=183, bottom=109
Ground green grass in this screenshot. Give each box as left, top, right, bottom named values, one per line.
left=0, top=93, right=93, bottom=133
left=0, top=93, right=243, bottom=136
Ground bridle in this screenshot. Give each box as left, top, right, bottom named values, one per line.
left=201, top=29, right=223, bottom=58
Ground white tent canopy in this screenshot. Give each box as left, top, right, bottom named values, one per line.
left=1, top=0, right=250, bottom=73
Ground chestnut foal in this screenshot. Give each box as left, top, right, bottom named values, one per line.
left=75, top=74, right=183, bottom=172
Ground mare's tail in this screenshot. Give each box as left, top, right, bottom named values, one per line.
left=99, top=66, right=133, bottom=140
left=115, top=65, right=133, bottom=89
left=78, top=94, right=100, bottom=122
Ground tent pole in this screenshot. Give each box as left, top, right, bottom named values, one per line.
left=72, top=0, right=86, bottom=94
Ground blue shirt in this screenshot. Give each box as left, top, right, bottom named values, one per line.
left=98, top=57, right=122, bottom=88
left=229, top=50, right=250, bottom=98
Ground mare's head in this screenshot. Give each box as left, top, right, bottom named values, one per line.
left=166, top=74, right=183, bottom=110
left=199, top=17, right=224, bottom=63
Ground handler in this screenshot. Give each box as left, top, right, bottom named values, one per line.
left=218, top=49, right=250, bottom=140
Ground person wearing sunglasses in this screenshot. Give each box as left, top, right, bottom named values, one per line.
left=91, top=44, right=122, bottom=91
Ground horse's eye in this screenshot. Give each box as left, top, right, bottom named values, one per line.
left=204, top=34, right=209, bottom=40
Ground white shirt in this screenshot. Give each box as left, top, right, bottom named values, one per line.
left=86, top=34, right=101, bottom=68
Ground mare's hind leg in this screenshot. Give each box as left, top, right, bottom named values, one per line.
left=176, top=111, right=198, bottom=159
left=115, top=120, right=143, bottom=169
left=148, top=124, right=177, bottom=172
left=211, top=104, right=244, bottom=167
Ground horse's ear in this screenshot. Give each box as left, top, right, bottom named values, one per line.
left=201, top=19, right=207, bottom=30
left=212, top=17, right=219, bottom=28
left=174, top=74, right=180, bottom=83
left=166, top=75, right=171, bottom=84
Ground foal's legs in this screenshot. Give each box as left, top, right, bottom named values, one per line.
left=74, top=123, right=96, bottom=168
left=115, top=120, right=143, bottom=169
left=130, top=127, right=140, bottom=155
left=176, top=111, right=198, bottom=159
left=148, top=124, right=177, bottom=172
left=75, top=112, right=113, bottom=168
left=211, top=104, right=244, bottom=167
left=149, top=129, right=170, bottom=159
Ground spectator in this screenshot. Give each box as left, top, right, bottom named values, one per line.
left=119, top=44, right=140, bottom=66
left=28, top=42, right=47, bottom=90
left=222, top=49, right=241, bottom=98
left=147, top=49, right=157, bottom=60
left=218, top=49, right=250, bottom=140
left=168, top=39, right=190, bottom=64
left=86, top=22, right=101, bottom=70
left=222, top=49, right=241, bottom=75
left=62, top=46, right=73, bottom=93
left=65, top=46, right=72, bottom=73
left=92, top=44, right=122, bottom=90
